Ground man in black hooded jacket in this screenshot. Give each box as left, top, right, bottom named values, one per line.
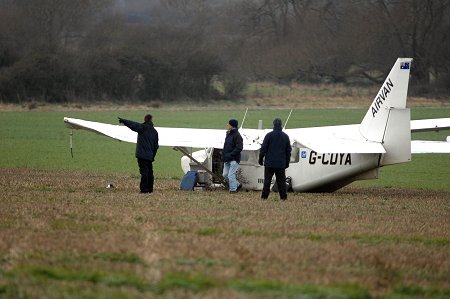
left=259, top=118, right=292, bottom=200
left=119, top=114, right=159, bottom=193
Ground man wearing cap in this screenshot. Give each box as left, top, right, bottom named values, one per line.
left=259, top=118, right=292, bottom=200
left=118, top=114, right=159, bottom=193
left=222, top=119, right=243, bottom=193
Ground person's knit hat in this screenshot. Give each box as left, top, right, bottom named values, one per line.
left=228, top=119, right=238, bottom=128
left=273, top=118, right=282, bottom=127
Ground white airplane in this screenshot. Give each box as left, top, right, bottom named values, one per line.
left=64, top=58, right=450, bottom=192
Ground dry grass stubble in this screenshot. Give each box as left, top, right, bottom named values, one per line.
left=0, top=168, right=449, bottom=298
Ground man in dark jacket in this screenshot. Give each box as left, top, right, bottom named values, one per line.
left=118, top=114, right=159, bottom=193
left=259, top=118, right=292, bottom=200
left=222, top=119, right=243, bottom=193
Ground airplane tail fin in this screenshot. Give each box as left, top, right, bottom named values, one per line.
left=360, top=58, right=413, bottom=166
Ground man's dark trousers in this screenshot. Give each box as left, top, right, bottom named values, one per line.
left=138, top=158, right=153, bottom=193
left=262, top=167, right=287, bottom=199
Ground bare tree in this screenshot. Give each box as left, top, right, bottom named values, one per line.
left=368, top=0, right=450, bottom=84
left=23, top=0, right=110, bottom=50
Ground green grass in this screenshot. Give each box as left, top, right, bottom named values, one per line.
left=0, top=107, right=449, bottom=189
left=5, top=263, right=448, bottom=298
left=4, top=265, right=373, bottom=298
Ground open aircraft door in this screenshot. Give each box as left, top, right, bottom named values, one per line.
left=178, top=147, right=225, bottom=187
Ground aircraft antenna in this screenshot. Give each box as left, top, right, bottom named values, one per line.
left=240, top=108, right=248, bottom=129
left=70, top=129, right=74, bottom=158
left=283, top=109, right=293, bottom=130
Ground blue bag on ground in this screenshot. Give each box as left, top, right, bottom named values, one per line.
left=180, top=171, right=199, bottom=190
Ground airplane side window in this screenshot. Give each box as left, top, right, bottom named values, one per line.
left=240, top=151, right=249, bottom=162
left=290, top=146, right=300, bottom=163
left=241, top=151, right=258, bottom=165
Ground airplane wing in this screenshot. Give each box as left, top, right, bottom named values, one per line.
left=410, top=118, right=450, bottom=153
left=64, top=116, right=450, bottom=154
left=411, top=140, right=450, bottom=153
left=64, top=117, right=261, bottom=150
left=411, top=118, right=450, bottom=132
left=64, top=117, right=137, bottom=143
left=285, top=125, right=386, bottom=154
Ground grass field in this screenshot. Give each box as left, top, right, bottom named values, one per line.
left=0, top=104, right=449, bottom=298
left=0, top=169, right=449, bottom=298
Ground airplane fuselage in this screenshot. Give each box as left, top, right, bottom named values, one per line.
left=181, top=146, right=381, bottom=192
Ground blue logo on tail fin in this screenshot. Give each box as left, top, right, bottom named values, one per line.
left=400, top=62, right=410, bottom=70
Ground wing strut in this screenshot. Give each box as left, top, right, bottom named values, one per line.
left=284, top=109, right=293, bottom=130
left=173, top=146, right=226, bottom=185
left=240, top=108, right=248, bottom=129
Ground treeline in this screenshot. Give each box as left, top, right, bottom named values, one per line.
left=0, top=0, right=449, bottom=103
